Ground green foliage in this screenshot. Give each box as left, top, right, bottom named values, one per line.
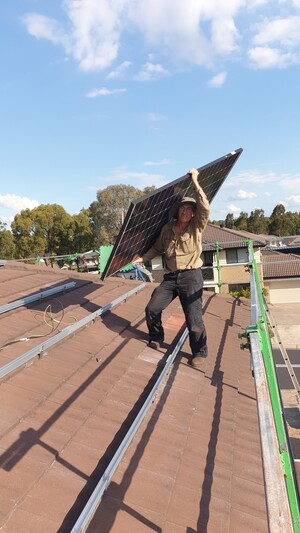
left=247, top=209, right=269, bottom=234
left=235, top=211, right=249, bottom=231
left=89, top=184, right=156, bottom=247
left=221, top=203, right=300, bottom=236
left=262, top=287, right=269, bottom=297
left=0, top=223, right=15, bottom=259
left=72, top=208, right=94, bottom=252
left=11, top=204, right=74, bottom=258
left=229, top=288, right=251, bottom=299
left=225, top=213, right=235, bottom=229
left=269, top=205, right=299, bottom=236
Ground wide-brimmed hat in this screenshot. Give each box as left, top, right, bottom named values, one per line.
left=178, top=196, right=197, bottom=208
left=170, top=196, right=197, bottom=220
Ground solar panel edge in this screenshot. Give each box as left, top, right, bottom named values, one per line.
left=130, top=147, right=243, bottom=207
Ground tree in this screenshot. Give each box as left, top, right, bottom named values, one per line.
left=268, top=203, right=296, bottom=236
left=270, top=204, right=286, bottom=218
left=11, top=209, right=36, bottom=258
left=247, top=209, right=269, bottom=234
left=72, top=208, right=94, bottom=252
left=0, top=222, right=15, bottom=259
left=142, top=186, right=156, bottom=196
left=225, top=213, right=235, bottom=229
left=235, top=211, right=249, bottom=231
left=90, top=184, right=156, bottom=247
left=11, top=204, right=74, bottom=258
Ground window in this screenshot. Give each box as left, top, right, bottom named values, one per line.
left=202, top=251, right=214, bottom=280
left=226, top=248, right=248, bottom=264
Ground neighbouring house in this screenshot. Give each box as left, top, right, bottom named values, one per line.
left=261, top=249, right=300, bottom=304
left=258, top=234, right=286, bottom=248
left=261, top=234, right=300, bottom=255
left=69, top=250, right=99, bottom=272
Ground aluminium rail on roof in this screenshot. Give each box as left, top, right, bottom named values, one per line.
left=0, top=283, right=145, bottom=380
left=70, top=326, right=189, bottom=532
left=0, top=282, right=76, bottom=315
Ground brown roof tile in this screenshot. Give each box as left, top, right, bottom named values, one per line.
left=262, top=249, right=300, bottom=278
left=0, top=261, right=269, bottom=532
left=203, top=224, right=266, bottom=251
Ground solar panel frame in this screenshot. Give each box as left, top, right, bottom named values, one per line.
left=101, top=148, right=243, bottom=280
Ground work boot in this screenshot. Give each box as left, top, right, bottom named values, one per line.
left=191, top=354, right=207, bottom=368
left=147, top=339, right=161, bottom=350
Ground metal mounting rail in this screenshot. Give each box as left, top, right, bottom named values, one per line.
left=0, top=283, right=145, bottom=380
left=71, top=326, right=189, bottom=532
left=0, top=282, right=76, bottom=315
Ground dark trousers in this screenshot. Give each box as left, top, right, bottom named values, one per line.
left=145, top=268, right=207, bottom=356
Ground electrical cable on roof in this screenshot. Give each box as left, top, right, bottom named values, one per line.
left=0, top=300, right=77, bottom=352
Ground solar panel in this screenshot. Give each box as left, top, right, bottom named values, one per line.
left=101, top=148, right=243, bottom=280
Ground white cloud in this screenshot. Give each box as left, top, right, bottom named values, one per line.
left=107, top=61, right=131, bottom=79
left=23, top=2, right=122, bottom=71
left=135, top=62, right=169, bottom=81
left=86, top=87, right=126, bottom=97
left=226, top=203, right=241, bottom=214
left=0, top=194, right=40, bottom=214
left=236, top=190, right=257, bottom=200
left=129, top=1, right=244, bottom=66
left=226, top=170, right=280, bottom=188
left=208, top=71, right=227, bottom=87
left=247, top=46, right=300, bottom=68
left=23, top=0, right=246, bottom=73
left=278, top=176, right=300, bottom=192
left=286, top=195, right=300, bottom=206
left=23, top=1, right=300, bottom=74
left=253, top=16, right=300, bottom=47
left=0, top=215, right=14, bottom=225
left=248, top=16, right=300, bottom=68
left=23, top=13, right=69, bottom=47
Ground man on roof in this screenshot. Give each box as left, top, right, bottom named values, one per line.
left=133, top=168, right=210, bottom=368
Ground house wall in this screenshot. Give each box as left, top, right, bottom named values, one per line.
left=216, top=248, right=262, bottom=294
left=265, top=278, right=300, bottom=304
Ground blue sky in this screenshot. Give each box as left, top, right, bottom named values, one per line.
left=1, top=0, right=300, bottom=227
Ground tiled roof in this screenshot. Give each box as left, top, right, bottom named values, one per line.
left=262, top=250, right=300, bottom=279
left=0, top=261, right=268, bottom=531
left=202, top=224, right=266, bottom=251
left=287, top=236, right=300, bottom=246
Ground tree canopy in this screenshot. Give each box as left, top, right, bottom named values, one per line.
left=0, top=222, right=15, bottom=259
left=222, top=203, right=300, bottom=236
left=11, top=204, right=74, bottom=258
left=89, top=184, right=155, bottom=248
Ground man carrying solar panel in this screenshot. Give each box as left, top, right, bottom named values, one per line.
left=133, top=168, right=210, bottom=368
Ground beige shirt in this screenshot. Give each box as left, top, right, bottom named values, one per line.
left=143, top=187, right=210, bottom=272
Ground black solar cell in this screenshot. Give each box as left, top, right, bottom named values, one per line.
left=101, top=149, right=243, bottom=280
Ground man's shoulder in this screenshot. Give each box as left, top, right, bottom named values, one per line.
left=162, top=220, right=174, bottom=231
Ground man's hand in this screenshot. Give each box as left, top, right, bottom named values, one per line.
left=132, top=254, right=143, bottom=264
left=188, top=168, right=200, bottom=189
